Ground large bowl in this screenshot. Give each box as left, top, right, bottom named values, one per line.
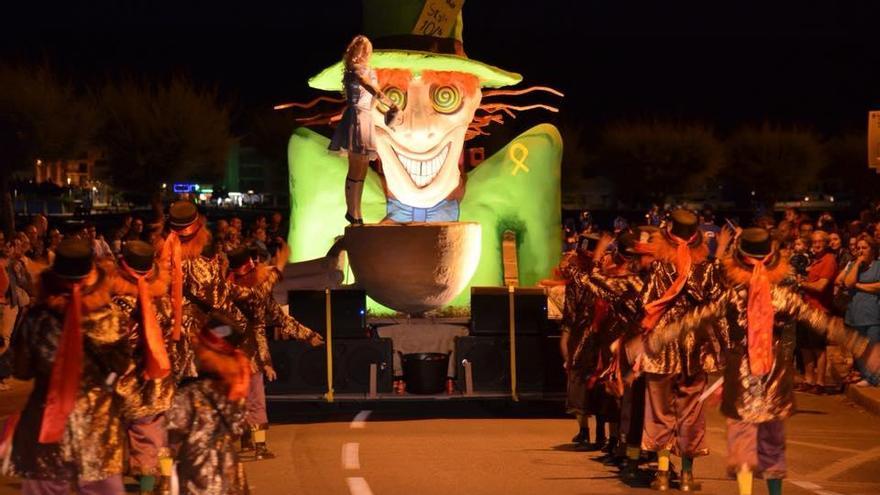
left=343, top=222, right=482, bottom=314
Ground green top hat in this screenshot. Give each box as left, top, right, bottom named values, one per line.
left=309, top=0, right=522, bottom=91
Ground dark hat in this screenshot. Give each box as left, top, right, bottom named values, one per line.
left=121, top=241, right=155, bottom=274
left=616, top=229, right=640, bottom=257
left=669, top=209, right=699, bottom=240
left=737, top=228, right=772, bottom=258
left=168, top=201, right=199, bottom=230
left=733, top=227, right=781, bottom=269
left=52, top=239, right=94, bottom=279
left=227, top=246, right=251, bottom=271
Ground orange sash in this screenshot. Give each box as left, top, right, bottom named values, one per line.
left=744, top=256, right=775, bottom=376
left=39, top=284, right=83, bottom=444
left=122, top=262, right=171, bottom=380
left=641, top=234, right=695, bottom=332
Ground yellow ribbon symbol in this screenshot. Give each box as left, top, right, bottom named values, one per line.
left=508, top=142, right=530, bottom=176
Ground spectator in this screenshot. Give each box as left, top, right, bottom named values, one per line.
left=829, top=232, right=847, bottom=266
left=798, top=220, right=815, bottom=240
left=85, top=222, right=113, bottom=259
left=250, top=227, right=271, bottom=262
left=796, top=230, right=837, bottom=394
left=699, top=208, right=721, bottom=258
left=45, top=228, right=62, bottom=265
left=127, top=217, right=145, bottom=242
left=231, top=216, right=243, bottom=235
left=789, top=236, right=811, bottom=277
left=838, top=235, right=880, bottom=387
left=817, top=211, right=836, bottom=233
left=22, top=224, right=44, bottom=262
left=0, top=242, right=14, bottom=391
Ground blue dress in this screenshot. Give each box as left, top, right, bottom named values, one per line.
left=329, top=64, right=378, bottom=159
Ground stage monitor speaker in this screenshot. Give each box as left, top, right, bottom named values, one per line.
left=266, top=338, right=393, bottom=395
left=288, top=289, right=366, bottom=339
left=453, top=335, right=547, bottom=392
left=470, top=287, right=547, bottom=336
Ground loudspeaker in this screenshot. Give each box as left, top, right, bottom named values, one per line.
left=470, top=287, right=548, bottom=336
left=454, top=335, right=547, bottom=392
left=266, top=338, right=393, bottom=395
left=288, top=289, right=366, bottom=339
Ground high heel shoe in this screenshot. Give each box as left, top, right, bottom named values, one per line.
left=345, top=213, right=364, bottom=225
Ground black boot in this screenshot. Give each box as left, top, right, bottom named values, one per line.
left=255, top=442, right=276, bottom=460
left=678, top=471, right=701, bottom=492
left=650, top=470, right=670, bottom=491
left=240, top=429, right=254, bottom=453
left=254, top=426, right=276, bottom=460
left=571, top=428, right=589, bottom=445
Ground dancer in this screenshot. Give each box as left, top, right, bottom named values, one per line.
left=328, top=34, right=399, bottom=225
left=226, top=246, right=324, bottom=460
left=558, top=239, right=599, bottom=447
left=166, top=314, right=252, bottom=495
left=639, top=209, right=727, bottom=491
left=643, top=228, right=880, bottom=495
left=11, top=239, right=132, bottom=494
left=160, top=201, right=284, bottom=379
left=112, top=241, right=175, bottom=494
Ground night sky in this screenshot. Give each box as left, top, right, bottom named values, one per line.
left=2, top=1, right=880, bottom=139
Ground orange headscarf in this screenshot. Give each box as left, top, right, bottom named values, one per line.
left=121, top=261, right=171, bottom=380
left=641, top=232, right=696, bottom=332
left=39, top=283, right=83, bottom=444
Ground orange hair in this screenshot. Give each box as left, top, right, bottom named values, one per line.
left=376, top=69, right=412, bottom=92
left=422, top=71, right=480, bottom=98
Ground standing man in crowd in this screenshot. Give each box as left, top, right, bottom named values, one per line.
left=797, top=230, right=837, bottom=394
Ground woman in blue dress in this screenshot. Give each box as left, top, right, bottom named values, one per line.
left=329, top=35, right=399, bottom=225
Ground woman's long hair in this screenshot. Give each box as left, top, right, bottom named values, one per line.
left=344, top=35, right=372, bottom=69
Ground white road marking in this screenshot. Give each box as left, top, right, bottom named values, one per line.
left=346, top=477, right=374, bottom=495
left=790, top=480, right=845, bottom=495
left=350, top=410, right=372, bottom=429
left=790, top=481, right=823, bottom=490
left=342, top=442, right=360, bottom=470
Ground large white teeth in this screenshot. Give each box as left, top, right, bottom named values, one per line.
left=394, top=144, right=451, bottom=187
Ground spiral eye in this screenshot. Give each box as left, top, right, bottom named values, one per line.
left=381, top=86, right=406, bottom=111
left=430, top=85, right=462, bottom=114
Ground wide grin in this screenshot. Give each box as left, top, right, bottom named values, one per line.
left=392, top=143, right=451, bottom=188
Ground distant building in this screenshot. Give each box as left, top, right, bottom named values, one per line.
left=224, top=144, right=289, bottom=207
left=33, top=149, right=105, bottom=186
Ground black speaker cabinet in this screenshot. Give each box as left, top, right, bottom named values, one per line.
left=288, top=289, right=366, bottom=339
left=266, top=338, right=393, bottom=395
left=454, top=335, right=548, bottom=392
left=470, top=287, right=548, bottom=336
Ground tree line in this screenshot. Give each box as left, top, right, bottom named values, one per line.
left=561, top=120, right=878, bottom=210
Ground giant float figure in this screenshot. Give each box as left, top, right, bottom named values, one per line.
left=281, top=0, right=563, bottom=314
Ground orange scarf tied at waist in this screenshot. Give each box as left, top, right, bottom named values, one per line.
left=744, top=256, right=775, bottom=376
left=39, top=284, right=84, bottom=444
left=122, top=262, right=171, bottom=380
left=641, top=233, right=695, bottom=332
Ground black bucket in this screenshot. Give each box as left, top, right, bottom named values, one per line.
left=402, top=352, right=449, bottom=394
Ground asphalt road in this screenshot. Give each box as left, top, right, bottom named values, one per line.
left=0, top=382, right=878, bottom=494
